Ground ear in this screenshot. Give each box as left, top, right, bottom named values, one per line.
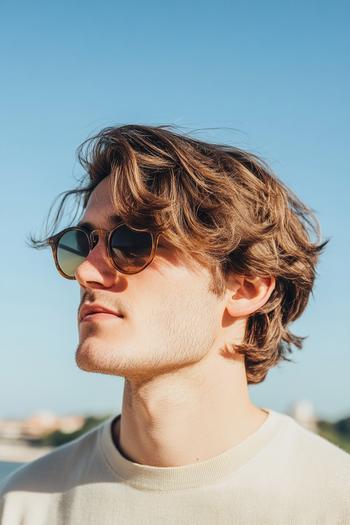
left=225, top=274, right=276, bottom=318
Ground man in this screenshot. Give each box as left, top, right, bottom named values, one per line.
left=1, top=124, right=349, bottom=524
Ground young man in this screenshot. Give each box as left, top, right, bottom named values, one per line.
left=1, top=125, right=349, bottom=524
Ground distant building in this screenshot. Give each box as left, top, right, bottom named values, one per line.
left=0, top=411, right=86, bottom=463
left=288, top=400, right=318, bottom=433
left=22, top=411, right=85, bottom=438
left=0, top=410, right=85, bottom=442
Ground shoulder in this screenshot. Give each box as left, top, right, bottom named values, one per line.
left=0, top=418, right=109, bottom=496
left=284, top=414, right=350, bottom=466
left=272, top=412, right=350, bottom=499
left=247, top=410, right=350, bottom=521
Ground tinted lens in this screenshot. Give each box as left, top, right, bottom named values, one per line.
left=57, top=229, right=90, bottom=277
left=110, top=225, right=153, bottom=272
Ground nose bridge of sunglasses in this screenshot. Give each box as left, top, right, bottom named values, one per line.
left=90, top=230, right=99, bottom=248
left=89, top=229, right=107, bottom=249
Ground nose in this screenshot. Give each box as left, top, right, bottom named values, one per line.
left=74, top=234, right=117, bottom=286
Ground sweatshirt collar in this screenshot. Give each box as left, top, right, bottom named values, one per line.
left=99, top=407, right=286, bottom=491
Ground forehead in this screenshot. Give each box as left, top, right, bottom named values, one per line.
left=78, top=176, right=120, bottom=228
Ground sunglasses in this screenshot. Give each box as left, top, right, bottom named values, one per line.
left=48, top=224, right=162, bottom=279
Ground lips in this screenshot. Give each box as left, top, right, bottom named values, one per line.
left=79, top=303, right=123, bottom=322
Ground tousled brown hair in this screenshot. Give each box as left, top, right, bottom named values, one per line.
left=28, top=124, right=330, bottom=384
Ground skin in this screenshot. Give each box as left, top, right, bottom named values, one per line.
left=75, top=175, right=276, bottom=467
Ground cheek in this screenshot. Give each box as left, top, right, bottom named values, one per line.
left=132, top=273, right=218, bottom=334
left=126, top=260, right=221, bottom=333
left=137, top=267, right=197, bottom=311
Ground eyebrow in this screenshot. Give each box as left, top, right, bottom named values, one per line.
left=77, top=215, right=122, bottom=230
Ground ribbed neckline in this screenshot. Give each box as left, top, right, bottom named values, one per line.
left=99, top=407, right=288, bottom=490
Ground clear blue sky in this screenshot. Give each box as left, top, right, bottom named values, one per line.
left=1, top=0, right=349, bottom=422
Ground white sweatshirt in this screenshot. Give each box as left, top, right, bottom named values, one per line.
left=1, top=408, right=349, bottom=524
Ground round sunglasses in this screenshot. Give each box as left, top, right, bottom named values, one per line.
left=48, top=224, right=162, bottom=279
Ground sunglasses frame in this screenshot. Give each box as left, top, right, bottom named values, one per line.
left=48, top=224, right=162, bottom=279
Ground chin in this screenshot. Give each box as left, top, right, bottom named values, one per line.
left=75, top=354, right=120, bottom=376
left=74, top=341, right=126, bottom=377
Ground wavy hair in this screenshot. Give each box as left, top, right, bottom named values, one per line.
left=28, top=124, right=330, bottom=384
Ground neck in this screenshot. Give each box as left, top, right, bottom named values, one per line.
left=112, top=350, right=268, bottom=467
